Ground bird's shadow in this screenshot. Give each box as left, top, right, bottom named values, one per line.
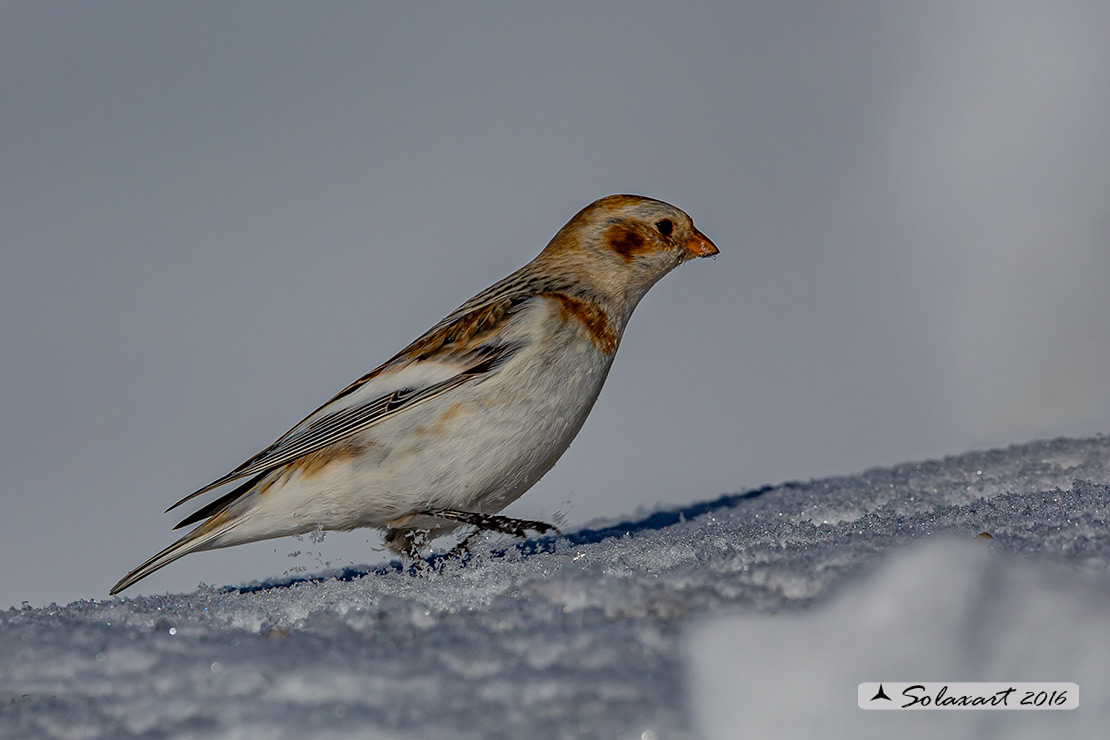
left=233, top=483, right=781, bottom=595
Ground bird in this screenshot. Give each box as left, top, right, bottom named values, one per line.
left=110, top=194, right=718, bottom=595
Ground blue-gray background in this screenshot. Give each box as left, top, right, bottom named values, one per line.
left=3, top=1, right=1108, bottom=607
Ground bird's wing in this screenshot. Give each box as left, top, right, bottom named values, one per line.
left=320, top=266, right=552, bottom=406
left=165, top=272, right=549, bottom=514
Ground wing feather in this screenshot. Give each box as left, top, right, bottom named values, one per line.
left=165, top=341, right=523, bottom=513
left=166, top=262, right=571, bottom=516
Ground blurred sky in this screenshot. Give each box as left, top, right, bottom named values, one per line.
left=2, top=1, right=1108, bottom=607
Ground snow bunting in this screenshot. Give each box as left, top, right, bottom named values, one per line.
left=111, top=194, right=718, bottom=594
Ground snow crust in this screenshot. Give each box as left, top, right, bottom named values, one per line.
left=2, top=436, right=1108, bottom=739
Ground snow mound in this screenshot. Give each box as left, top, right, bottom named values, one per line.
left=2, top=436, right=1108, bottom=739
left=689, top=536, right=1110, bottom=740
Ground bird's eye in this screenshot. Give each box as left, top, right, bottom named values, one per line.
left=654, top=219, right=674, bottom=237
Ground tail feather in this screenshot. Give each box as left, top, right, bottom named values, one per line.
left=172, top=471, right=266, bottom=530
left=110, top=517, right=237, bottom=596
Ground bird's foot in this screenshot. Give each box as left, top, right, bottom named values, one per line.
left=432, top=530, right=482, bottom=568
left=415, top=508, right=561, bottom=540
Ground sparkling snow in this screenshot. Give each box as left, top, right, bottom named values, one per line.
left=2, top=436, right=1108, bottom=739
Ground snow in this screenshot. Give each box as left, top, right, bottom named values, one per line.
left=689, top=538, right=1110, bottom=739
left=2, top=436, right=1108, bottom=739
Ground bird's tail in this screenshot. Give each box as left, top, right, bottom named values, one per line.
left=110, top=515, right=238, bottom=596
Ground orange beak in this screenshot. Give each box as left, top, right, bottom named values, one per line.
left=683, top=227, right=719, bottom=259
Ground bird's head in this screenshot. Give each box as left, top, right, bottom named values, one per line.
left=537, top=194, right=718, bottom=309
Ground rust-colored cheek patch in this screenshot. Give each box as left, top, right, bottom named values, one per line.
left=543, top=292, right=619, bottom=354
left=606, top=224, right=651, bottom=262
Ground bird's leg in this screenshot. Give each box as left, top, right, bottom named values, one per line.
left=384, top=526, right=432, bottom=567
left=415, top=508, right=561, bottom=540
left=438, top=529, right=483, bottom=565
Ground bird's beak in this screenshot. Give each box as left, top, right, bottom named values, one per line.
left=683, top=227, right=719, bottom=260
